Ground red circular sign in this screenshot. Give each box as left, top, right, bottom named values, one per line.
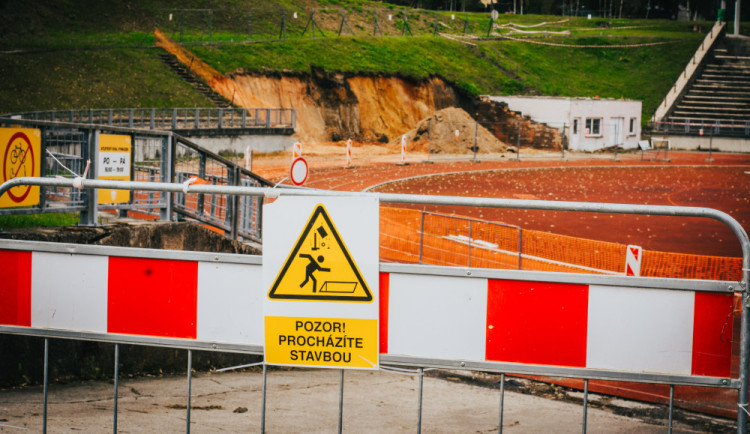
left=290, top=157, right=308, bottom=186
left=3, top=132, right=35, bottom=203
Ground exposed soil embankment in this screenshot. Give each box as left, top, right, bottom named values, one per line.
left=155, top=29, right=471, bottom=143
left=226, top=69, right=470, bottom=143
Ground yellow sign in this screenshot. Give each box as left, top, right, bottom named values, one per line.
left=97, top=134, right=131, bottom=204
left=0, top=128, right=41, bottom=208
left=265, top=316, right=378, bottom=368
left=268, top=204, right=372, bottom=302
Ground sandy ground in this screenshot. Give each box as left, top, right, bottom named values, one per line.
left=0, top=367, right=732, bottom=433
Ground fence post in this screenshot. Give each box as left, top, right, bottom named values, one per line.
left=516, top=119, right=521, bottom=161
left=194, top=108, right=200, bottom=129
left=468, top=219, right=473, bottom=268
left=113, top=344, right=120, bottom=434
left=80, top=129, right=99, bottom=226
left=197, top=154, right=206, bottom=215
left=218, top=108, right=223, bottom=129
left=242, top=109, right=247, bottom=128
left=172, top=108, right=177, bottom=130
left=517, top=227, right=523, bottom=270
left=186, top=349, right=192, bottom=434
left=228, top=167, right=239, bottom=240
left=419, top=211, right=426, bottom=263
left=43, top=338, right=49, bottom=433
left=160, top=134, right=173, bottom=221
left=150, top=108, right=155, bottom=130
left=128, top=109, right=134, bottom=129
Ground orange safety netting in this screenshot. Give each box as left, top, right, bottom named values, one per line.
left=379, top=206, right=743, bottom=281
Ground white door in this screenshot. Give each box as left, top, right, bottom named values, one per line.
left=609, top=118, right=624, bottom=147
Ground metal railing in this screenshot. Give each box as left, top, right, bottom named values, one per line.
left=651, top=119, right=750, bottom=137
left=0, top=178, right=747, bottom=433
left=651, top=21, right=726, bottom=124
left=2, top=107, right=297, bottom=133
left=0, top=118, right=270, bottom=242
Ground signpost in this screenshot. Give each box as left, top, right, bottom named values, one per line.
left=97, top=134, right=132, bottom=204
left=0, top=128, right=41, bottom=208
left=290, top=157, right=308, bottom=186
left=263, top=196, right=379, bottom=369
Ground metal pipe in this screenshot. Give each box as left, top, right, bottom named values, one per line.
left=668, top=384, right=674, bottom=433
left=114, top=344, right=119, bottom=434
left=582, top=379, right=588, bottom=434
left=417, top=367, right=424, bottom=434
left=498, top=373, right=505, bottom=434
left=187, top=349, right=192, bottom=434
left=261, top=363, right=267, bottom=433
left=43, top=338, right=49, bottom=434
left=338, top=369, right=345, bottom=434
left=2, top=177, right=748, bottom=259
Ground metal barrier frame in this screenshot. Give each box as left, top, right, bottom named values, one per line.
left=3, top=108, right=297, bottom=133
left=0, top=177, right=748, bottom=432
left=0, top=119, right=271, bottom=242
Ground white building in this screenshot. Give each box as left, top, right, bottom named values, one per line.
left=486, top=95, right=643, bottom=152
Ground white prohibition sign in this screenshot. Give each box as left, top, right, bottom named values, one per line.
left=290, top=157, right=308, bottom=186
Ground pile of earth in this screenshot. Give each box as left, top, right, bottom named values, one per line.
left=396, top=107, right=509, bottom=154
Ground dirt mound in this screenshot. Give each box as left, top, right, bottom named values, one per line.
left=396, top=107, right=509, bottom=154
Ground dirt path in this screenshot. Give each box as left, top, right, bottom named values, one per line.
left=0, top=368, right=732, bottom=432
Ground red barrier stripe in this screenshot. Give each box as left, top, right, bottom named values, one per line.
left=379, top=272, right=390, bottom=354
left=691, top=292, right=734, bottom=377
left=486, top=279, right=589, bottom=367
left=107, top=257, right=198, bottom=339
left=0, top=250, right=31, bottom=327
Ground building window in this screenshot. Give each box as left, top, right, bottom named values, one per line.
left=585, top=118, right=601, bottom=136
left=629, top=118, right=637, bottom=135
left=573, top=119, right=578, bottom=135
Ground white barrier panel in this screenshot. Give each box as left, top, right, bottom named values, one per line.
left=0, top=241, right=736, bottom=383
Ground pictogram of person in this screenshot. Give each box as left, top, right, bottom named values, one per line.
left=299, top=254, right=330, bottom=293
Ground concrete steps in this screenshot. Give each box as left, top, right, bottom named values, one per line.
left=158, top=53, right=234, bottom=109
left=663, top=35, right=750, bottom=135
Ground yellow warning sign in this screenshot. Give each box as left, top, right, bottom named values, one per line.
left=268, top=204, right=372, bottom=302
left=265, top=316, right=378, bottom=368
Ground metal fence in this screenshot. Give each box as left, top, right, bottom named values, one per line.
left=0, top=118, right=270, bottom=242
left=0, top=178, right=747, bottom=433
left=4, top=108, right=297, bottom=133
left=651, top=119, right=750, bottom=138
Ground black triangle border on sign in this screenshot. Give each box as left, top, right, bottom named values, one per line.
left=268, top=204, right=373, bottom=302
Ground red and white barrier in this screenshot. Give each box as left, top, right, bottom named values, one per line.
left=292, top=142, right=302, bottom=162
left=400, top=135, right=406, bottom=164
left=625, top=244, right=642, bottom=276
left=379, top=273, right=733, bottom=378
left=0, top=244, right=734, bottom=380
left=0, top=249, right=264, bottom=346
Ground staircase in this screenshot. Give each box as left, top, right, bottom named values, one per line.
left=158, top=53, right=234, bottom=108
left=660, top=35, right=750, bottom=137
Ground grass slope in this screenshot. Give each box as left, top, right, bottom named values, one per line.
left=0, top=0, right=714, bottom=122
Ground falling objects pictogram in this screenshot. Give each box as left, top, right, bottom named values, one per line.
left=268, top=204, right=372, bottom=302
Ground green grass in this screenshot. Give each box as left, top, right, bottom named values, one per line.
left=0, top=212, right=79, bottom=230
left=0, top=48, right=214, bottom=112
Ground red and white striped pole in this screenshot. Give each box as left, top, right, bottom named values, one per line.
left=400, top=134, right=407, bottom=164
left=292, top=142, right=302, bottom=162
left=345, top=139, right=352, bottom=168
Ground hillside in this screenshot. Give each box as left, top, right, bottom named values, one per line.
left=0, top=0, right=713, bottom=125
